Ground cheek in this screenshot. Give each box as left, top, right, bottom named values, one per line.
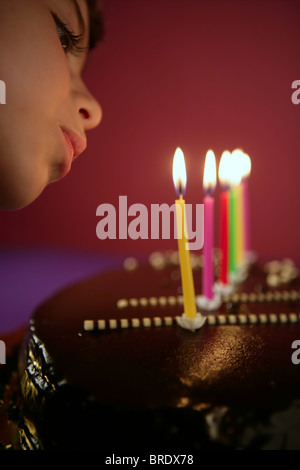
left=0, top=148, right=48, bottom=210
left=16, top=47, right=70, bottom=116
left=0, top=5, right=72, bottom=208
left=1, top=5, right=71, bottom=115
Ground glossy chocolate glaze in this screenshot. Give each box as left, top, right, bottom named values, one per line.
left=18, top=258, right=300, bottom=449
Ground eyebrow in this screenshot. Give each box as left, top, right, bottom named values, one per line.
left=68, top=0, right=86, bottom=34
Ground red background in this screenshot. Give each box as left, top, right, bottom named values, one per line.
left=1, top=0, right=300, bottom=263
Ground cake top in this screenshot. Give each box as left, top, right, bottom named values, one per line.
left=25, top=251, right=300, bottom=413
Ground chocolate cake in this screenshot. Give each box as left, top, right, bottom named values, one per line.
left=17, top=251, right=300, bottom=450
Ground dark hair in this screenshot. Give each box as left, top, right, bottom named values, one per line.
left=86, top=0, right=105, bottom=49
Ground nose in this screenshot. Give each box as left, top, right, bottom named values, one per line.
left=73, top=78, right=102, bottom=131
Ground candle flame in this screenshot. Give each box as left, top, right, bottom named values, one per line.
left=218, top=150, right=231, bottom=188
left=228, top=149, right=244, bottom=187
left=203, top=149, right=216, bottom=195
left=241, top=152, right=251, bottom=178
left=173, top=147, right=187, bottom=196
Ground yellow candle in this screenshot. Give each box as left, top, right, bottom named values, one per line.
left=173, top=148, right=197, bottom=318
left=232, top=149, right=249, bottom=267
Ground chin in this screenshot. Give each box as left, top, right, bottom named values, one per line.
left=0, top=184, right=46, bottom=211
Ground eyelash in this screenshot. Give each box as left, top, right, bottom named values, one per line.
left=52, top=13, right=86, bottom=56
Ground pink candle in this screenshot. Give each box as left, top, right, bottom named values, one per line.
left=241, top=153, right=251, bottom=255
left=203, top=194, right=214, bottom=298
left=202, top=150, right=217, bottom=299
left=242, top=177, right=250, bottom=253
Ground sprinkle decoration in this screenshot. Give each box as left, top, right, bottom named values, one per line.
left=114, top=289, right=300, bottom=310
left=83, top=312, right=300, bottom=332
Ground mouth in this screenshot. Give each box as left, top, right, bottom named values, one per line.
left=61, top=128, right=87, bottom=160
left=58, top=128, right=87, bottom=177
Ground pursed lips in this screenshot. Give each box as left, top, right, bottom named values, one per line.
left=61, top=128, right=87, bottom=160
left=55, top=127, right=87, bottom=180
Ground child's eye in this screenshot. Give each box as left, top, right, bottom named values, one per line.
left=56, top=22, right=72, bottom=51
left=52, top=13, right=86, bottom=56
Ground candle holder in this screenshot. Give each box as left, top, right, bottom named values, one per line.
left=196, top=292, right=222, bottom=311
left=214, top=280, right=235, bottom=297
left=245, top=250, right=257, bottom=265
left=229, top=260, right=249, bottom=285
left=176, top=312, right=207, bottom=332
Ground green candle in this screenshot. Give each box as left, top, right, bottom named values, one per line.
left=228, top=149, right=244, bottom=278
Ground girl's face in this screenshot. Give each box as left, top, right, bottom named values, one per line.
left=0, top=0, right=102, bottom=209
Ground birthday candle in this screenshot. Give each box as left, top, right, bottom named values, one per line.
left=229, top=185, right=237, bottom=275
left=232, top=149, right=245, bottom=268
left=218, top=151, right=231, bottom=285
left=228, top=151, right=242, bottom=276
left=172, top=148, right=197, bottom=318
left=202, top=150, right=217, bottom=299
left=241, top=153, right=251, bottom=255
left=236, top=182, right=243, bottom=267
